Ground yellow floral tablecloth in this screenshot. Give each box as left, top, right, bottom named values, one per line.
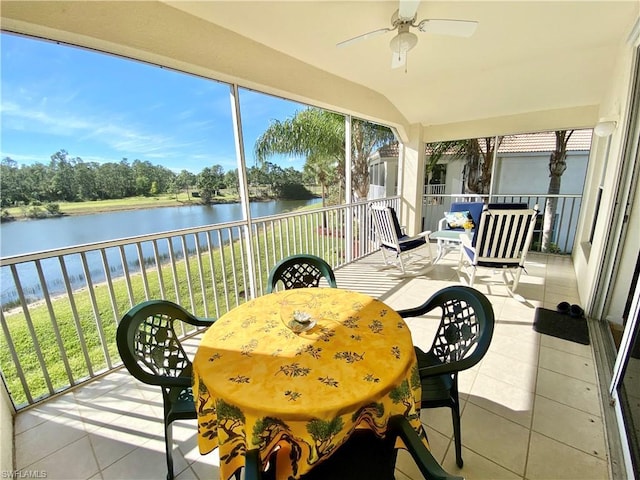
left=193, top=288, right=424, bottom=479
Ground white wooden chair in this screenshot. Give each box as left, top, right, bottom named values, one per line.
left=370, top=204, right=432, bottom=274
left=458, top=204, right=539, bottom=292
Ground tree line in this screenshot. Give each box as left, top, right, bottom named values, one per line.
left=0, top=150, right=313, bottom=208
left=1, top=108, right=396, bottom=213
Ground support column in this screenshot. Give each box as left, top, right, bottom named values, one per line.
left=400, top=125, right=426, bottom=235
left=488, top=135, right=500, bottom=201
left=344, top=115, right=353, bottom=262
left=0, top=374, right=15, bottom=472
left=229, top=84, right=257, bottom=299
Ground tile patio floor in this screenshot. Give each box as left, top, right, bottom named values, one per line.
left=12, top=248, right=611, bottom=479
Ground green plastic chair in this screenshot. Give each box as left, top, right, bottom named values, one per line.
left=266, top=254, right=337, bottom=293
left=398, top=286, right=495, bottom=468
left=244, top=415, right=463, bottom=480
left=116, top=300, right=236, bottom=480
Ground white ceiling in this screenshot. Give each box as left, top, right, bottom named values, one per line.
left=168, top=1, right=634, bottom=125
left=166, top=1, right=639, bottom=136
left=2, top=1, right=639, bottom=140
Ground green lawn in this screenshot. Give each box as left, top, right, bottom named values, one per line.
left=3, top=187, right=323, bottom=219
left=0, top=205, right=344, bottom=408
left=2, top=193, right=234, bottom=218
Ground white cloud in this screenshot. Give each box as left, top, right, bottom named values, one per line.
left=1, top=99, right=189, bottom=159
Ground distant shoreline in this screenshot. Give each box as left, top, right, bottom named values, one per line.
left=0, top=194, right=307, bottom=222
left=56, top=197, right=243, bottom=217
left=1, top=199, right=222, bottom=222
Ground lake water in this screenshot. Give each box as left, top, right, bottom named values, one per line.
left=0, top=198, right=320, bottom=305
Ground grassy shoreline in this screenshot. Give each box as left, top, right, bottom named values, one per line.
left=3, top=188, right=322, bottom=221
left=2, top=193, right=238, bottom=220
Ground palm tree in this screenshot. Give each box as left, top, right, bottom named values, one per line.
left=542, top=130, right=573, bottom=252
left=350, top=118, right=395, bottom=199
left=254, top=108, right=394, bottom=201
left=303, top=154, right=336, bottom=208
left=426, top=137, right=503, bottom=194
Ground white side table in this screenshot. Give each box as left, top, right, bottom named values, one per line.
left=429, top=229, right=473, bottom=263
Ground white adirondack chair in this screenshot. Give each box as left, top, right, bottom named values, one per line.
left=370, top=204, right=432, bottom=274
left=458, top=204, right=539, bottom=292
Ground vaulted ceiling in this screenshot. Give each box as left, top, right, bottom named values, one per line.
left=2, top=1, right=638, bottom=141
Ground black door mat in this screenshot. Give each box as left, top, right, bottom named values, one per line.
left=533, top=307, right=590, bottom=345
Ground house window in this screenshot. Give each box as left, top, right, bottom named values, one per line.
left=589, top=137, right=611, bottom=244
left=589, top=187, right=604, bottom=244
left=425, top=164, right=446, bottom=203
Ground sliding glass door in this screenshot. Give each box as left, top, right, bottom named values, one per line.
left=610, top=258, right=640, bottom=476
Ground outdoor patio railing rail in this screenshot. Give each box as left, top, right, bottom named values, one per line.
left=0, top=193, right=582, bottom=409
left=0, top=197, right=399, bottom=409
left=422, top=193, right=582, bottom=254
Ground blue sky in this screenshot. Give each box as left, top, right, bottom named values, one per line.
left=1, top=32, right=307, bottom=173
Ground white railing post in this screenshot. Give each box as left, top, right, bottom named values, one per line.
left=345, top=115, right=353, bottom=263
left=488, top=135, right=500, bottom=202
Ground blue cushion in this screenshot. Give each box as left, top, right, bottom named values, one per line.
left=381, top=234, right=426, bottom=252
left=487, top=202, right=528, bottom=210
left=449, top=202, right=485, bottom=246
left=388, top=207, right=404, bottom=239
left=397, top=235, right=427, bottom=251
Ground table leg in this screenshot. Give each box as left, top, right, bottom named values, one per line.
left=434, top=239, right=445, bottom=264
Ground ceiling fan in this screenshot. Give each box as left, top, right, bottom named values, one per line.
left=336, top=0, right=478, bottom=69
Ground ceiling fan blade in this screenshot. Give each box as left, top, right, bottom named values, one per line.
left=398, top=0, right=420, bottom=20
left=337, top=27, right=393, bottom=48
left=391, top=51, right=407, bottom=69
left=417, top=19, right=478, bottom=37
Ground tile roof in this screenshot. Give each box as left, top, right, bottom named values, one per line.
left=498, top=129, right=592, bottom=153
left=377, top=129, right=593, bottom=158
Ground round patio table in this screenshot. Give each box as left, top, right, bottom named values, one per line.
left=193, top=287, right=425, bottom=479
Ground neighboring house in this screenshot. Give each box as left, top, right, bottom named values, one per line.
left=368, top=143, right=400, bottom=199
left=491, top=130, right=592, bottom=195
left=370, top=130, right=593, bottom=252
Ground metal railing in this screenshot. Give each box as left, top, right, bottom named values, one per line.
left=422, top=193, right=582, bottom=254
left=423, top=183, right=445, bottom=195
left=0, top=197, right=399, bottom=409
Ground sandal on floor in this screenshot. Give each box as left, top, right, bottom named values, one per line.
left=557, top=301, right=570, bottom=314
left=569, top=304, right=584, bottom=318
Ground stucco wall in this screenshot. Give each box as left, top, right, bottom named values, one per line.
left=573, top=29, right=639, bottom=322
left=493, top=152, right=589, bottom=195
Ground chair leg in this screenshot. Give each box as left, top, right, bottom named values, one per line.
left=457, top=248, right=465, bottom=271
left=423, top=242, right=434, bottom=264
left=512, top=267, right=523, bottom=292
left=398, top=254, right=406, bottom=273
left=450, top=400, right=463, bottom=468
left=468, top=267, right=477, bottom=287
left=435, top=240, right=445, bottom=263
left=380, top=247, right=391, bottom=267
left=165, top=420, right=175, bottom=480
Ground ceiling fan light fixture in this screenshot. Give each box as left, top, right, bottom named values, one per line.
left=389, top=31, right=418, bottom=53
